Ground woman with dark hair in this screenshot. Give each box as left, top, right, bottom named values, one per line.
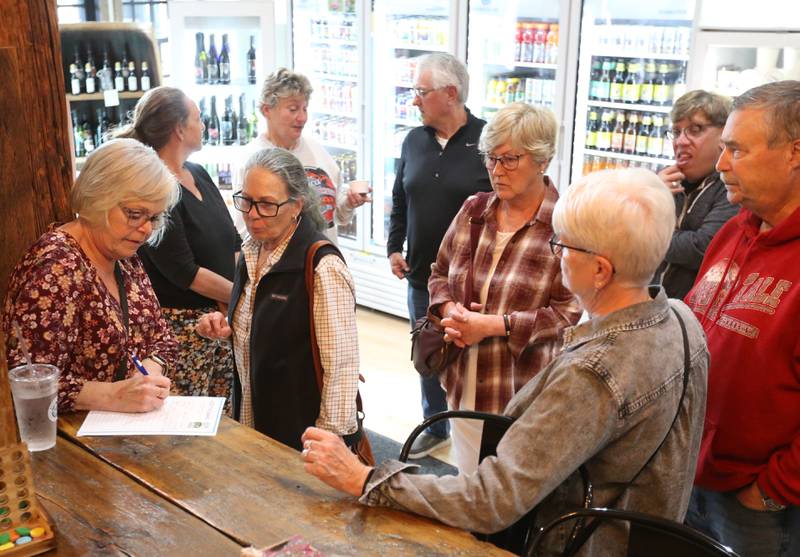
left=196, top=148, right=360, bottom=452
left=117, top=86, right=241, bottom=407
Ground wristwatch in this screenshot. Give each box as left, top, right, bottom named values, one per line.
left=758, top=484, right=787, bottom=512
left=148, top=354, right=168, bottom=375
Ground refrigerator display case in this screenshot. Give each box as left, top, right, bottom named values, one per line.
left=570, top=0, right=695, bottom=182
left=466, top=0, right=571, bottom=187
left=168, top=1, right=276, bottom=212
left=689, top=1, right=800, bottom=97
left=292, top=0, right=364, bottom=245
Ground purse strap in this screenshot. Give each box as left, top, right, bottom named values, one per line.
left=113, top=262, right=129, bottom=382
left=463, top=192, right=491, bottom=307
left=304, top=240, right=366, bottom=428
left=561, top=306, right=692, bottom=557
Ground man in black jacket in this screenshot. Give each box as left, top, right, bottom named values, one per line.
left=387, top=53, right=491, bottom=458
left=654, top=90, right=739, bottom=299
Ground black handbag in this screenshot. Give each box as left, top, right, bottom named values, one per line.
left=411, top=193, right=490, bottom=378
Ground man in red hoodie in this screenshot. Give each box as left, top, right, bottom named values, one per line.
left=684, top=80, right=800, bottom=556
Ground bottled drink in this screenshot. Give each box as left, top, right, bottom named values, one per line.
left=662, top=123, right=674, bottom=158
left=609, top=60, right=626, bottom=102
left=635, top=114, right=652, bottom=155
left=73, top=46, right=85, bottom=83
left=114, top=61, right=124, bottom=91
left=522, top=23, right=535, bottom=63
left=249, top=99, right=258, bottom=139
left=582, top=155, right=593, bottom=176
left=653, top=63, right=671, bottom=105
left=72, top=110, right=85, bottom=157
left=597, top=111, right=612, bottom=151
left=648, top=115, right=665, bottom=157
left=247, top=35, right=257, bottom=84
left=208, top=95, right=220, bottom=145
left=623, top=112, right=638, bottom=154
left=127, top=61, right=138, bottom=92
left=596, top=59, right=612, bottom=101
left=220, top=34, right=231, bottom=84
left=623, top=62, right=641, bottom=104
left=84, top=46, right=97, bottom=94
left=532, top=23, right=547, bottom=64
left=121, top=44, right=130, bottom=83
left=545, top=23, right=558, bottom=64
left=195, top=32, right=208, bottom=84
left=611, top=111, right=626, bottom=152
left=140, top=61, right=151, bottom=91
left=672, top=66, right=687, bottom=102
left=585, top=110, right=599, bottom=149
left=640, top=60, right=656, bottom=104
left=69, top=63, right=81, bottom=95
left=199, top=97, right=209, bottom=144
left=98, top=47, right=113, bottom=91
left=96, top=107, right=110, bottom=146
left=208, top=34, right=219, bottom=84
left=238, top=94, right=249, bottom=145
left=589, top=58, right=603, bottom=100
left=514, top=22, right=524, bottom=62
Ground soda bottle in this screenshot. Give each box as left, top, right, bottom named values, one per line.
left=609, top=60, right=626, bottom=102
left=623, top=113, right=638, bottom=154
left=588, top=58, right=602, bottom=100
left=514, top=21, right=524, bottom=62
left=648, top=115, right=665, bottom=157
left=640, top=60, right=656, bottom=104
left=533, top=23, right=547, bottom=64
left=597, top=111, right=612, bottom=151
left=522, top=23, right=535, bottom=63
left=623, top=62, right=641, bottom=104
left=596, top=59, right=612, bottom=101
left=611, top=111, right=626, bottom=153
left=585, top=110, right=599, bottom=149
left=653, top=63, right=671, bottom=105
left=635, top=114, right=652, bottom=156
left=545, top=24, right=559, bottom=64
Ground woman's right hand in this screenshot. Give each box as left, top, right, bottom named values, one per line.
left=196, top=311, right=233, bottom=340
left=75, top=374, right=172, bottom=413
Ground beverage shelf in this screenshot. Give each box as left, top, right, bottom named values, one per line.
left=393, top=42, right=448, bottom=52
left=584, top=148, right=673, bottom=166
left=590, top=50, right=689, bottom=61
left=309, top=37, right=358, bottom=47
left=313, top=71, right=358, bottom=82
left=67, top=91, right=144, bottom=101
left=312, top=107, right=357, bottom=119
left=396, top=82, right=414, bottom=89
left=319, top=139, right=358, bottom=151
left=510, top=61, right=558, bottom=70
left=587, top=100, right=672, bottom=114
left=186, top=78, right=258, bottom=88
left=393, top=117, right=420, bottom=126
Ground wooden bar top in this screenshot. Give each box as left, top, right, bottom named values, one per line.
left=30, top=437, right=242, bottom=556
left=58, top=413, right=513, bottom=556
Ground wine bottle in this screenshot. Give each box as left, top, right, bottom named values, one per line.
left=220, top=34, right=231, bottom=84
left=199, top=97, right=209, bottom=144
left=95, top=108, right=109, bottom=146
left=84, top=46, right=97, bottom=94
left=121, top=43, right=130, bottom=83
left=127, top=61, right=138, bottom=92
left=247, top=35, right=257, bottom=84
left=238, top=94, right=249, bottom=145
left=98, top=46, right=113, bottom=91
left=208, top=34, right=219, bottom=85
left=114, top=61, right=125, bottom=91
left=72, top=110, right=85, bottom=157
left=69, top=63, right=81, bottom=95
left=140, top=61, right=151, bottom=91
left=73, top=46, right=85, bottom=84
left=250, top=100, right=258, bottom=139
left=222, top=95, right=234, bottom=145
left=195, top=32, right=208, bottom=84
left=208, top=96, right=220, bottom=145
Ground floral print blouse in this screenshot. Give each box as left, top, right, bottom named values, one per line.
left=2, top=226, right=177, bottom=412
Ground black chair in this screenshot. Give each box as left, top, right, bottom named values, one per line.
left=400, top=410, right=593, bottom=556
left=528, top=507, right=740, bottom=557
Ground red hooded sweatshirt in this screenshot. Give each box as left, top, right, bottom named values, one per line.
left=685, top=206, right=800, bottom=506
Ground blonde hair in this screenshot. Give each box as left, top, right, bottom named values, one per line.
left=553, top=169, right=676, bottom=287
left=71, top=138, right=180, bottom=245
left=259, top=68, right=313, bottom=110
left=479, top=102, right=558, bottom=165
left=115, top=86, right=190, bottom=151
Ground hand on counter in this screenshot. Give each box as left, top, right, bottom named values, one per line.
left=75, top=373, right=171, bottom=413
left=301, top=427, right=372, bottom=497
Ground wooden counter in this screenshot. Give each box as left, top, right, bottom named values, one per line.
left=55, top=413, right=512, bottom=556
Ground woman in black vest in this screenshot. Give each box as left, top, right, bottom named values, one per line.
left=196, top=148, right=360, bottom=451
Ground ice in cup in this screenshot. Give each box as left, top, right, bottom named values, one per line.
left=348, top=180, right=371, bottom=196
left=8, top=363, right=60, bottom=451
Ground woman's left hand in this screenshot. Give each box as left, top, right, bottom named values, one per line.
left=441, top=302, right=503, bottom=348
left=301, top=427, right=372, bottom=497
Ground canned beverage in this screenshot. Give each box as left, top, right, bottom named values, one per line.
left=8, top=363, right=60, bottom=452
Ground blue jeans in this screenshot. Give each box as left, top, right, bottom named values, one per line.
left=686, top=486, right=800, bottom=557
left=408, top=284, right=448, bottom=439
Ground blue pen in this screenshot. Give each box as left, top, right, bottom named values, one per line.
left=130, top=354, right=149, bottom=376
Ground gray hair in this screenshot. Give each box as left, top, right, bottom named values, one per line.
left=479, top=102, right=558, bottom=165
left=71, top=138, right=180, bottom=245
left=416, top=53, right=469, bottom=103
left=671, top=89, right=732, bottom=128
left=733, top=80, right=800, bottom=146
left=242, top=148, right=326, bottom=232
left=552, top=169, right=676, bottom=288
left=259, top=68, right=313, bottom=110
left=115, top=86, right=190, bottom=151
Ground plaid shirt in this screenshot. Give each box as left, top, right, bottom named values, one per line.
left=232, top=231, right=358, bottom=434
left=428, top=181, right=581, bottom=412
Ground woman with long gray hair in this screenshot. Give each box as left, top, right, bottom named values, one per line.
left=196, top=148, right=360, bottom=452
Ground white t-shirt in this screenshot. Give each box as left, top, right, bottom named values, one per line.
left=235, top=134, right=353, bottom=244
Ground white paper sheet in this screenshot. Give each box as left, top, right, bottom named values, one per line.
left=77, top=396, right=225, bottom=436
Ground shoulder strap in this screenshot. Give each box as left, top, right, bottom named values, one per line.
left=113, top=262, right=129, bottom=382
left=562, top=306, right=692, bottom=557
left=463, top=193, right=491, bottom=306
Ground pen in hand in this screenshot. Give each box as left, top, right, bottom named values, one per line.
left=129, top=354, right=149, bottom=376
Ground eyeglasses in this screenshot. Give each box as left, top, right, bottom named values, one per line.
left=484, top=153, right=525, bottom=171
left=664, top=123, right=717, bottom=141
left=119, top=205, right=167, bottom=230
left=232, top=192, right=295, bottom=218
left=413, top=86, right=444, bottom=98
left=548, top=235, right=597, bottom=257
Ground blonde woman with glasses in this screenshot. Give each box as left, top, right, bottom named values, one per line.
left=2, top=139, right=180, bottom=413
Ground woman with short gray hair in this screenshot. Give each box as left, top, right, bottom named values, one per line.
left=197, top=148, right=361, bottom=453
left=238, top=68, right=367, bottom=243
left=426, top=102, right=581, bottom=473
left=3, top=138, right=179, bottom=413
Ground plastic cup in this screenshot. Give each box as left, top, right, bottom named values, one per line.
left=8, top=364, right=60, bottom=452
left=349, top=180, right=371, bottom=196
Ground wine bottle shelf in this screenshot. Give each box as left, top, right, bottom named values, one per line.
left=309, top=37, right=358, bottom=47
left=187, top=78, right=259, bottom=88
left=500, top=61, right=558, bottom=70
left=392, top=42, right=448, bottom=52
left=584, top=148, right=673, bottom=166
left=67, top=91, right=145, bottom=102
left=313, top=71, right=358, bottom=82
left=312, top=107, right=358, bottom=119
left=591, top=50, right=690, bottom=62
left=587, top=100, right=672, bottom=114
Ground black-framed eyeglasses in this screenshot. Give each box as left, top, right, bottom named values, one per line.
left=548, top=234, right=596, bottom=257
left=232, top=192, right=295, bottom=218
left=413, top=86, right=444, bottom=98
left=119, top=205, right=167, bottom=230
left=484, top=153, right=525, bottom=171
left=664, top=123, right=717, bottom=141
